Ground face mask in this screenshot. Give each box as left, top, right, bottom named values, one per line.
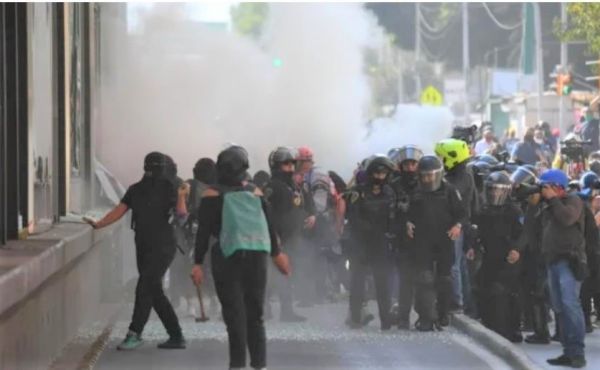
left=372, top=177, right=386, bottom=185
left=534, top=137, right=544, bottom=145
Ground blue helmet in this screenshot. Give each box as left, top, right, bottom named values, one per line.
left=539, top=169, right=569, bottom=189
left=580, top=171, right=600, bottom=190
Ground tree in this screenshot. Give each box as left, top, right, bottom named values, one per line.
left=556, top=3, right=600, bottom=58
left=230, top=3, right=268, bottom=39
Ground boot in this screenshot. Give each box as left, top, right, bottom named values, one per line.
left=525, top=304, right=550, bottom=344
left=157, top=335, right=186, bottom=349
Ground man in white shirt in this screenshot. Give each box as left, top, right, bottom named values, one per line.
left=475, top=127, right=495, bottom=155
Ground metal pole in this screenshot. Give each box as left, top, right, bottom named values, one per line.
left=559, top=2, right=568, bottom=136
left=534, top=3, right=544, bottom=124
left=493, top=47, right=498, bottom=69
left=415, top=3, right=422, bottom=100
left=462, top=2, right=470, bottom=123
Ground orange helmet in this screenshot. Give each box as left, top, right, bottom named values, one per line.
left=296, top=146, right=314, bottom=162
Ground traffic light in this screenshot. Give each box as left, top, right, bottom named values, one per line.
left=561, top=73, right=572, bottom=95
left=272, top=57, right=283, bottom=68
left=556, top=73, right=572, bottom=96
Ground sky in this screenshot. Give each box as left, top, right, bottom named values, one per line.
left=127, top=2, right=237, bottom=32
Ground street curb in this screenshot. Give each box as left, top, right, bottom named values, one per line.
left=451, top=313, right=545, bottom=370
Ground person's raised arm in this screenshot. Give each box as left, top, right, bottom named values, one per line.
left=85, top=203, right=129, bottom=229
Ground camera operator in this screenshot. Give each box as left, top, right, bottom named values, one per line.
left=538, top=169, right=587, bottom=368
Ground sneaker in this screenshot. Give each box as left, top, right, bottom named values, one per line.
left=570, top=356, right=586, bottom=368
left=507, top=333, right=523, bottom=343
left=157, top=336, right=186, bottom=349
left=415, top=319, right=434, bottom=332
left=117, top=331, right=143, bottom=351
left=280, top=311, right=307, bottom=323
left=547, top=354, right=572, bottom=366
left=524, top=333, right=550, bottom=344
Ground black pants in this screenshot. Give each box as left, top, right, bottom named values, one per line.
left=349, top=248, right=391, bottom=327
left=523, top=256, right=550, bottom=338
left=480, top=279, right=521, bottom=340
left=129, top=245, right=182, bottom=338
left=413, top=239, right=454, bottom=324
left=212, top=248, right=268, bottom=369
left=397, top=252, right=416, bottom=323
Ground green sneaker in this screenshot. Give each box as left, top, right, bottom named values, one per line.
left=117, top=331, right=143, bottom=351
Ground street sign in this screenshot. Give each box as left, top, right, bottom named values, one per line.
left=420, top=85, right=443, bottom=106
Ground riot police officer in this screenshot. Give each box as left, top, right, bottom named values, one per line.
left=345, top=155, right=396, bottom=330
left=389, top=145, right=424, bottom=329
left=406, top=156, right=466, bottom=331
left=470, top=171, right=523, bottom=342
left=265, top=146, right=313, bottom=322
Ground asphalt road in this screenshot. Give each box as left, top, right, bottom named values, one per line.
left=93, top=302, right=514, bottom=370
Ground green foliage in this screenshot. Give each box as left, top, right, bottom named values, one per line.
left=555, top=3, right=600, bottom=58
left=230, top=3, right=268, bottom=39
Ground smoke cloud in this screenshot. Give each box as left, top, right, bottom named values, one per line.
left=98, top=3, right=454, bottom=185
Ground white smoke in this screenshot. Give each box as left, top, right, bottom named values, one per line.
left=364, top=105, right=454, bottom=157
left=98, top=3, right=454, bottom=185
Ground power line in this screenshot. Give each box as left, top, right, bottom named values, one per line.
left=481, top=3, right=522, bottom=31
left=420, top=23, right=449, bottom=41
left=418, top=6, right=456, bottom=34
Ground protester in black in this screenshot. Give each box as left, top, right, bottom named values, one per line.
left=191, top=145, right=290, bottom=370
left=86, top=152, right=188, bottom=350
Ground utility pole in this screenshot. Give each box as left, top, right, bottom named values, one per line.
left=559, top=3, right=568, bottom=136
left=415, top=2, right=422, bottom=101
left=534, top=3, right=544, bottom=124
left=462, top=2, right=470, bottom=124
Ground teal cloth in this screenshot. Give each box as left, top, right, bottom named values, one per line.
left=220, top=191, right=271, bottom=258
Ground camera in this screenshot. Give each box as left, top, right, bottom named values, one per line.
left=560, top=139, right=592, bottom=162
left=452, top=125, right=478, bottom=146
left=513, top=183, right=543, bottom=200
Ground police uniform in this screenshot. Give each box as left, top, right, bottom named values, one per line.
left=345, top=182, right=396, bottom=329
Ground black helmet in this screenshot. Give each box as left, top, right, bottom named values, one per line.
left=510, top=166, right=538, bottom=187
left=164, top=155, right=178, bottom=182
left=418, top=155, right=444, bottom=192
left=468, top=161, right=492, bottom=190
left=268, top=146, right=296, bottom=170
left=366, top=155, right=395, bottom=176
left=217, top=145, right=249, bottom=185
left=484, top=171, right=512, bottom=206
left=591, top=161, right=600, bottom=177
left=476, top=154, right=500, bottom=166
left=470, top=161, right=493, bottom=176
left=253, top=170, right=271, bottom=189
left=389, top=145, right=424, bottom=167
left=193, top=158, right=217, bottom=184
left=143, top=151, right=166, bottom=178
